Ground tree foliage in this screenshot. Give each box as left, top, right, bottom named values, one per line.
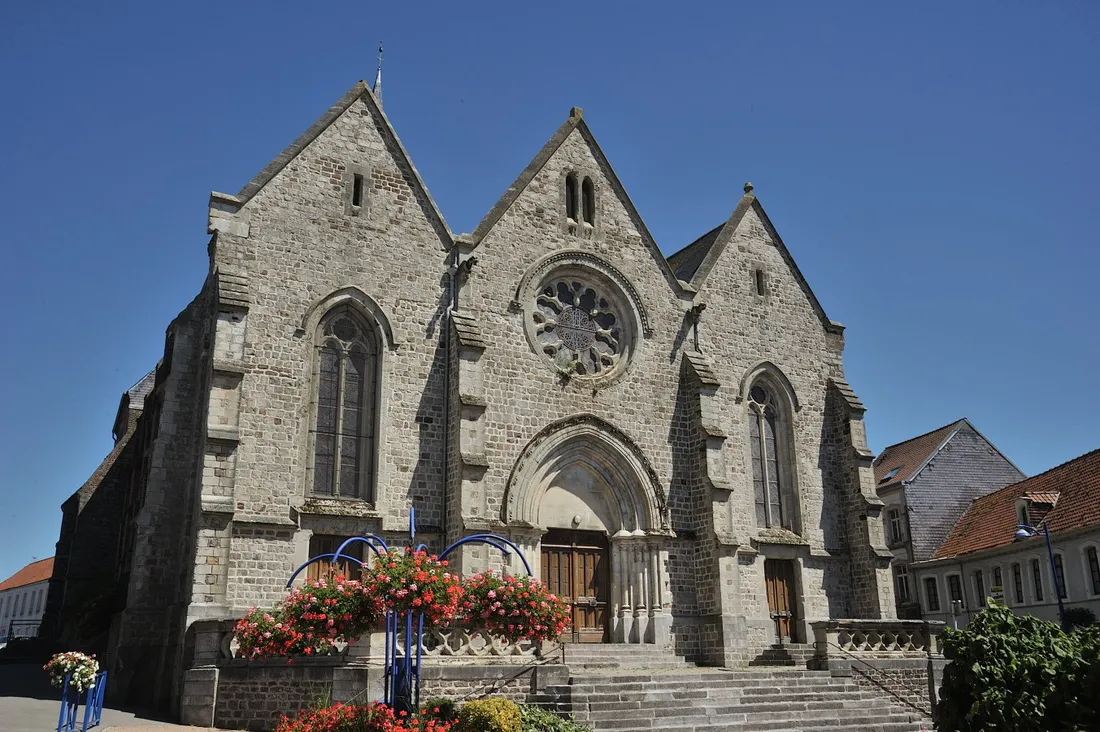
left=936, top=602, right=1100, bottom=731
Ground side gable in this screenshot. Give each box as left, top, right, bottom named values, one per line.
left=226, top=81, right=452, bottom=248
left=898, top=419, right=1028, bottom=561
left=667, top=187, right=842, bottom=334
left=465, top=108, right=687, bottom=295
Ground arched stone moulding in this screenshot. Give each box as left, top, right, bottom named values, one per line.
left=299, top=286, right=398, bottom=351
left=502, top=413, right=672, bottom=644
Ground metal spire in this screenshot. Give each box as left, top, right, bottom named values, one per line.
left=373, top=42, right=383, bottom=108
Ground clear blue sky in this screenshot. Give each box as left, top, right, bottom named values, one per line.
left=1, top=2, right=1097, bottom=582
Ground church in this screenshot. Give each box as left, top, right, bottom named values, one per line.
left=46, top=79, right=896, bottom=710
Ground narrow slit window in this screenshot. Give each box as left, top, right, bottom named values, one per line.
left=755, top=269, right=767, bottom=297
left=565, top=174, right=578, bottom=222
left=1012, top=563, right=1024, bottom=604
left=581, top=177, right=595, bottom=225
left=352, top=173, right=364, bottom=208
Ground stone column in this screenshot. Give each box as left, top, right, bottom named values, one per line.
left=612, top=531, right=633, bottom=643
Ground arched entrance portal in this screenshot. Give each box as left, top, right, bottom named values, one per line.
left=503, top=415, right=672, bottom=644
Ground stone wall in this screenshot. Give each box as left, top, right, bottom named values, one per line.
left=181, top=659, right=563, bottom=731
left=849, top=658, right=947, bottom=722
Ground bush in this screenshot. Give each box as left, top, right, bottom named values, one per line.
left=1065, top=607, right=1097, bottom=630
left=936, top=601, right=1100, bottom=731
left=422, top=697, right=459, bottom=723
left=519, top=704, right=591, bottom=732
left=276, top=701, right=456, bottom=732
left=458, top=698, right=521, bottom=732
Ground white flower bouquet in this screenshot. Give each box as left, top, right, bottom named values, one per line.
left=44, top=651, right=100, bottom=694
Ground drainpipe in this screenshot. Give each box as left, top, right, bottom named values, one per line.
left=441, top=249, right=457, bottom=546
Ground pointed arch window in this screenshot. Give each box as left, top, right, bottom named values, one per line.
left=747, top=382, right=797, bottom=531
left=312, top=306, right=378, bottom=500
left=581, top=177, right=595, bottom=225
left=565, top=174, right=579, bottom=222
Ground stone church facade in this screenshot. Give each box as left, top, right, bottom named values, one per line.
left=74, top=81, right=894, bottom=709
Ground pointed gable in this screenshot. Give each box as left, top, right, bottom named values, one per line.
left=229, top=81, right=452, bottom=248
left=665, top=186, right=841, bottom=334
left=465, top=108, right=686, bottom=295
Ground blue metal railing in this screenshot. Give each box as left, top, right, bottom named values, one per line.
left=56, top=671, right=107, bottom=732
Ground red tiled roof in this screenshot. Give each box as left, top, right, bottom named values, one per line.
left=933, top=448, right=1100, bottom=560
left=874, top=420, right=964, bottom=487
left=0, top=557, right=54, bottom=592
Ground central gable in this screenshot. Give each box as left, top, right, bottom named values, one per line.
left=465, top=109, right=685, bottom=297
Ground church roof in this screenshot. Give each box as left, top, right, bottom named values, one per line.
left=0, top=557, right=54, bottom=592
left=932, top=448, right=1100, bottom=560
left=667, top=224, right=723, bottom=281
left=126, top=369, right=157, bottom=409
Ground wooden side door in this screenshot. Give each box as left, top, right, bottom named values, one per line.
left=764, top=559, right=798, bottom=643
left=541, top=529, right=610, bottom=643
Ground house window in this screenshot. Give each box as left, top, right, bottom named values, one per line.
left=1087, top=547, right=1100, bottom=595
left=312, top=306, right=379, bottom=500
left=565, top=174, right=578, bottom=222
left=1012, top=563, right=1024, bottom=604
left=747, top=382, right=796, bottom=531
left=1053, top=554, right=1067, bottom=599
left=581, top=177, right=595, bottom=225
left=948, top=574, right=964, bottom=610
left=924, top=577, right=940, bottom=612
left=1017, top=501, right=1029, bottom=527
left=887, top=508, right=904, bottom=544
left=307, top=535, right=365, bottom=581
left=975, top=569, right=986, bottom=607
left=1032, top=559, right=1044, bottom=602
left=893, top=564, right=911, bottom=603
left=993, top=566, right=1003, bottom=600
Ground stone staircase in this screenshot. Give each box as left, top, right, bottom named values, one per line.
left=533, top=645, right=929, bottom=732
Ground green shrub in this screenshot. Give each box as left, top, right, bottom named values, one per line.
left=1065, top=607, right=1097, bottom=630
left=458, top=697, right=521, bottom=732
left=519, top=704, right=591, bottom=732
left=936, top=601, right=1100, bottom=731
left=422, top=697, right=459, bottom=722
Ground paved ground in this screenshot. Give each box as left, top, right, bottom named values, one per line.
left=0, top=663, right=230, bottom=732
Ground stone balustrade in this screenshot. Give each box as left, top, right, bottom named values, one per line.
left=811, top=619, right=945, bottom=661
left=398, top=626, right=549, bottom=660
left=188, top=619, right=551, bottom=667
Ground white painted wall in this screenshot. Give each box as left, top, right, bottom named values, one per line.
left=0, top=578, right=49, bottom=642
left=913, top=527, right=1100, bottom=629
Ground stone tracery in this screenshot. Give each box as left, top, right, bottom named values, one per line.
left=532, top=279, right=623, bottom=376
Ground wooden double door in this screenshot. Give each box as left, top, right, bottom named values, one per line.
left=764, top=559, right=800, bottom=643
left=540, top=529, right=610, bottom=642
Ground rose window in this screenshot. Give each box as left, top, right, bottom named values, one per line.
left=532, top=279, right=623, bottom=376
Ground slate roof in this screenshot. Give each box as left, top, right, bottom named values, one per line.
left=667, top=224, right=723, bottom=281
left=874, top=420, right=965, bottom=488
left=0, top=557, right=54, bottom=592
left=126, top=369, right=157, bottom=409
left=933, top=448, right=1100, bottom=560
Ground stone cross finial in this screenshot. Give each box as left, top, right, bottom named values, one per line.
left=374, top=42, right=384, bottom=108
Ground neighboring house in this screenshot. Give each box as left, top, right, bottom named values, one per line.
left=912, top=448, right=1100, bottom=628
left=0, top=557, right=54, bottom=644
left=874, top=419, right=1025, bottom=617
